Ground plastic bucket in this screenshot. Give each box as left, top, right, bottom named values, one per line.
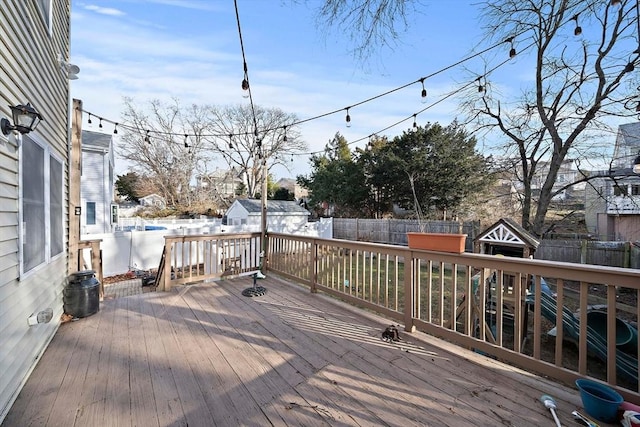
left=576, top=378, right=623, bottom=423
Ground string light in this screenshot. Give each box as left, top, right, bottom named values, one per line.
left=572, top=14, right=582, bottom=36
left=77, top=35, right=538, bottom=156
left=113, top=123, right=118, bottom=134
left=241, top=77, right=250, bottom=98
left=412, top=114, right=417, bottom=130
left=420, top=78, right=427, bottom=103
left=183, top=134, right=189, bottom=148
left=99, top=118, right=103, bottom=129
left=87, top=113, right=92, bottom=125
left=506, top=37, right=517, bottom=58
left=228, top=134, right=234, bottom=149
left=144, top=130, right=151, bottom=143
left=283, top=126, right=288, bottom=142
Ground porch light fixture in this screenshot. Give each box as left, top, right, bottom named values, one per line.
left=633, top=154, right=640, bottom=174
left=1, top=103, right=43, bottom=135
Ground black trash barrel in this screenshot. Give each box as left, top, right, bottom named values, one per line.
left=63, top=270, right=100, bottom=318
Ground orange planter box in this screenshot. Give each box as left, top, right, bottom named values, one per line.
left=407, top=232, right=467, bottom=253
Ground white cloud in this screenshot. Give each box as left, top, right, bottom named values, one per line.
left=83, top=4, right=126, bottom=16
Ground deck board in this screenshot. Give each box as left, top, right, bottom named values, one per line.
left=3, top=275, right=605, bottom=427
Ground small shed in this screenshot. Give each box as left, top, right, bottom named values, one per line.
left=139, top=193, right=166, bottom=209
left=225, top=199, right=310, bottom=229
left=474, top=218, right=540, bottom=258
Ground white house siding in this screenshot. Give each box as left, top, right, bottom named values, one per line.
left=0, top=0, right=71, bottom=422
left=80, top=133, right=114, bottom=234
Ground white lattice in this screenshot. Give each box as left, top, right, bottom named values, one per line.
left=480, top=224, right=524, bottom=245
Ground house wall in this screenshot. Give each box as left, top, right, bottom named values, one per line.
left=81, top=148, right=113, bottom=233
left=0, top=0, right=71, bottom=422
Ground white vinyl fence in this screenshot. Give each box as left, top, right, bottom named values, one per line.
left=84, top=218, right=333, bottom=276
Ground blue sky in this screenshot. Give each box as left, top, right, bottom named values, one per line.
left=69, top=0, right=624, bottom=179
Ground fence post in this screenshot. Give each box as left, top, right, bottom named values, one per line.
left=580, top=240, right=588, bottom=264
left=624, top=242, right=630, bottom=268
left=403, top=248, right=415, bottom=333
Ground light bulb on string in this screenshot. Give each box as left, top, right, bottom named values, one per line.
left=477, top=76, right=485, bottom=93
left=144, top=130, right=151, bottom=144
left=113, top=123, right=118, bottom=135
left=345, top=107, right=351, bottom=128
left=228, top=134, right=234, bottom=149
left=99, top=118, right=103, bottom=129
left=572, top=14, right=582, bottom=36
left=241, top=61, right=250, bottom=98
left=412, top=114, right=418, bottom=131
left=87, top=113, right=92, bottom=125
left=420, top=78, right=427, bottom=103
left=290, top=154, right=294, bottom=162
left=508, top=37, right=517, bottom=58
left=241, top=78, right=250, bottom=98
left=283, top=126, right=288, bottom=142
left=184, top=134, right=189, bottom=148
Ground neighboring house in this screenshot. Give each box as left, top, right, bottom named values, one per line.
left=225, top=199, right=310, bottom=230
left=275, top=177, right=309, bottom=200
left=585, top=123, right=640, bottom=241
left=80, top=130, right=115, bottom=234
left=139, top=193, right=166, bottom=209
left=196, top=167, right=243, bottom=205
left=530, top=159, right=585, bottom=202
left=0, top=1, right=72, bottom=423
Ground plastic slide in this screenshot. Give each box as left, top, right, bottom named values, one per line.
left=535, top=291, right=638, bottom=384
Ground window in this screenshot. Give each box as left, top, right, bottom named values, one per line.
left=632, top=185, right=640, bottom=196
left=86, top=202, right=96, bottom=225
left=50, top=155, right=64, bottom=257
left=613, top=184, right=628, bottom=196
left=20, top=135, right=64, bottom=275
left=36, top=0, right=52, bottom=33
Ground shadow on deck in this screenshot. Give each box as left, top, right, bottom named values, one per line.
left=3, top=275, right=602, bottom=426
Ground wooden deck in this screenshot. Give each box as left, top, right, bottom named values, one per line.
left=3, top=275, right=604, bottom=427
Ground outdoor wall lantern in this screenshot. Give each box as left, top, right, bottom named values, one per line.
left=633, top=154, right=640, bottom=174
left=1, top=103, right=43, bottom=135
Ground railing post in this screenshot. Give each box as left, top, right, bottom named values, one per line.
left=164, top=238, right=172, bottom=291
left=311, top=239, right=318, bottom=293
left=403, top=248, right=415, bottom=333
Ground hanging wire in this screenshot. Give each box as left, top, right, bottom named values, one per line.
left=234, top=0, right=260, bottom=141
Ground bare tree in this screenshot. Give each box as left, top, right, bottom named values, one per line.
left=309, top=0, right=416, bottom=61
left=204, top=104, right=307, bottom=198
left=119, top=97, right=209, bottom=208
left=462, top=0, right=640, bottom=236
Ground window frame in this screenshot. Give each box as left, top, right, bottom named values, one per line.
left=19, top=134, right=66, bottom=278
left=36, top=0, right=53, bottom=35
left=86, top=201, right=97, bottom=225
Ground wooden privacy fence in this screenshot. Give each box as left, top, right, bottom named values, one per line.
left=332, top=218, right=480, bottom=250
left=536, top=240, right=640, bottom=269
left=267, top=232, right=640, bottom=401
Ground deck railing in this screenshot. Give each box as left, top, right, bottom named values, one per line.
left=267, top=232, right=640, bottom=400
left=159, top=231, right=640, bottom=399
left=160, top=232, right=262, bottom=291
